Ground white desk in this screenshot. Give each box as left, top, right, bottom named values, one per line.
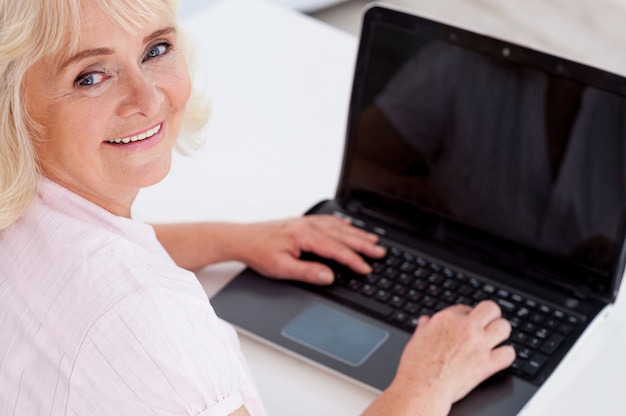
left=134, top=0, right=626, bottom=414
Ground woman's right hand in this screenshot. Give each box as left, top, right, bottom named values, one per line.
left=363, top=300, right=515, bottom=416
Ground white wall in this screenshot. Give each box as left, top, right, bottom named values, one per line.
left=178, top=0, right=349, bottom=17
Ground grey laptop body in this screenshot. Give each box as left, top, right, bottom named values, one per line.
left=211, top=5, right=626, bottom=414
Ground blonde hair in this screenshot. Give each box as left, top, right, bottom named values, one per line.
left=0, top=0, right=210, bottom=230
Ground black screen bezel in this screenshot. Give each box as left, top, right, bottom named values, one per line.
left=335, top=5, right=626, bottom=302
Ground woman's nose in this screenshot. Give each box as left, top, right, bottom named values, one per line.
left=116, top=68, right=162, bottom=118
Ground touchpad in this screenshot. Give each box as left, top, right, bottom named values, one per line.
left=281, top=303, right=389, bottom=367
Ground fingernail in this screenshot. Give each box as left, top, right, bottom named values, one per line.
left=367, top=232, right=379, bottom=241
left=375, top=245, right=386, bottom=256
left=317, top=271, right=334, bottom=284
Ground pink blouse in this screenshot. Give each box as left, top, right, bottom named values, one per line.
left=0, top=178, right=266, bottom=416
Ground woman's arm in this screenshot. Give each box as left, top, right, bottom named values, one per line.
left=152, top=221, right=251, bottom=271
left=152, top=215, right=386, bottom=285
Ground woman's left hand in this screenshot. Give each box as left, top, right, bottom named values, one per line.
left=236, top=215, right=386, bottom=285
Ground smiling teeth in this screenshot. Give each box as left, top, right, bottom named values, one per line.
left=108, top=124, right=161, bottom=144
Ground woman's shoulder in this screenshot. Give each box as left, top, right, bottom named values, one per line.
left=0, top=187, right=203, bottom=351
left=0, top=203, right=248, bottom=416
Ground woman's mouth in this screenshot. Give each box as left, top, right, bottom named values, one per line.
left=107, top=124, right=162, bottom=144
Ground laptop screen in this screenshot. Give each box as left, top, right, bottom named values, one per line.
left=339, top=7, right=626, bottom=299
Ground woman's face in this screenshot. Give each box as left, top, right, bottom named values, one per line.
left=24, top=2, right=190, bottom=216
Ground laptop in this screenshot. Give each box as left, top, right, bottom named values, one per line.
left=211, top=4, right=626, bottom=414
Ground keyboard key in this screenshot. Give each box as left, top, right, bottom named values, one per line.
left=406, top=289, right=421, bottom=302
left=539, top=304, right=551, bottom=314
left=540, top=334, right=565, bottom=355
left=427, top=285, right=442, bottom=297
left=544, top=318, right=558, bottom=329
left=458, top=285, right=473, bottom=296
left=365, top=274, right=379, bottom=285
left=412, top=279, right=427, bottom=291
left=360, top=284, right=376, bottom=297
left=473, top=291, right=488, bottom=301
left=567, top=315, right=580, bottom=325
left=496, top=298, right=516, bottom=313
left=441, top=290, right=457, bottom=303
left=521, top=322, right=536, bottom=333
left=383, top=268, right=399, bottom=279
left=517, top=346, right=532, bottom=360
left=443, top=279, right=459, bottom=290
left=512, top=332, right=528, bottom=343
left=429, top=274, right=444, bottom=284
left=535, top=328, right=549, bottom=339
left=530, top=313, right=545, bottom=324
left=375, top=289, right=391, bottom=303
left=389, top=295, right=405, bottom=308
left=372, top=262, right=385, bottom=274
left=405, top=317, right=419, bottom=330
left=527, top=337, right=542, bottom=349
left=511, top=293, right=524, bottom=303
left=511, top=359, right=524, bottom=371
left=469, top=278, right=481, bottom=288
left=378, top=278, right=393, bottom=289
left=422, top=296, right=437, bottom=309
left=404, top=302, right=420, bottom=314
left=392, top=284, right=407, bottom=296
left=325, top=286, right=393, bottom=317
left=455, top=296, right=472, bottom=305
left=523, top=353, right=548, bottom=377
left=391, top=310, right=408, bottom=323
left=398, top=273, right=413, bottom=285
left=558, top=324, right=573, bottom=335
left=413, top=267, right=432, bottom=278
left=347, top=279, right=362, bottom=291
left=400, top=261, right=415, bottom=273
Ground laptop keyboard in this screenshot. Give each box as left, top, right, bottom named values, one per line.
left=315, top=242, right=583, bottom=382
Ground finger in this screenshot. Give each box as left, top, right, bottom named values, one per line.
left=489, top=344, right=516, bottom=373
left=301, top=232, right=373, bottom=275
left=469, top=300, right=502, bottom=326
left=273, top=257, right=336, bottom=285
left=484, top=317, right=512, bottom=347
left=313, top=216, right=383, bottom=252
left=344, top=233, right=386, bottom=259
left=416, top=314, right=430, bottom=329
left=436, top=303, right=473, bottom=317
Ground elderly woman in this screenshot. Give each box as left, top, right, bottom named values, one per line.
left=0, top=0, right=514, bottom=415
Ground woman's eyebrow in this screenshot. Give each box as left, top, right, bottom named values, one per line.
left=58, top=27, right=177, bottom=70
left=144, top=26, right=177, bottom=43
left=61, top=48, right=114, bottom=69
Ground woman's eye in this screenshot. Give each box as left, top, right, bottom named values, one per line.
left=144, top=42, right=171, bottom=61
left=75, top=72, right=106, bottom=87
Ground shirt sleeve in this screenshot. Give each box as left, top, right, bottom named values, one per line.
left=65, top=282, right=262, bottom=416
